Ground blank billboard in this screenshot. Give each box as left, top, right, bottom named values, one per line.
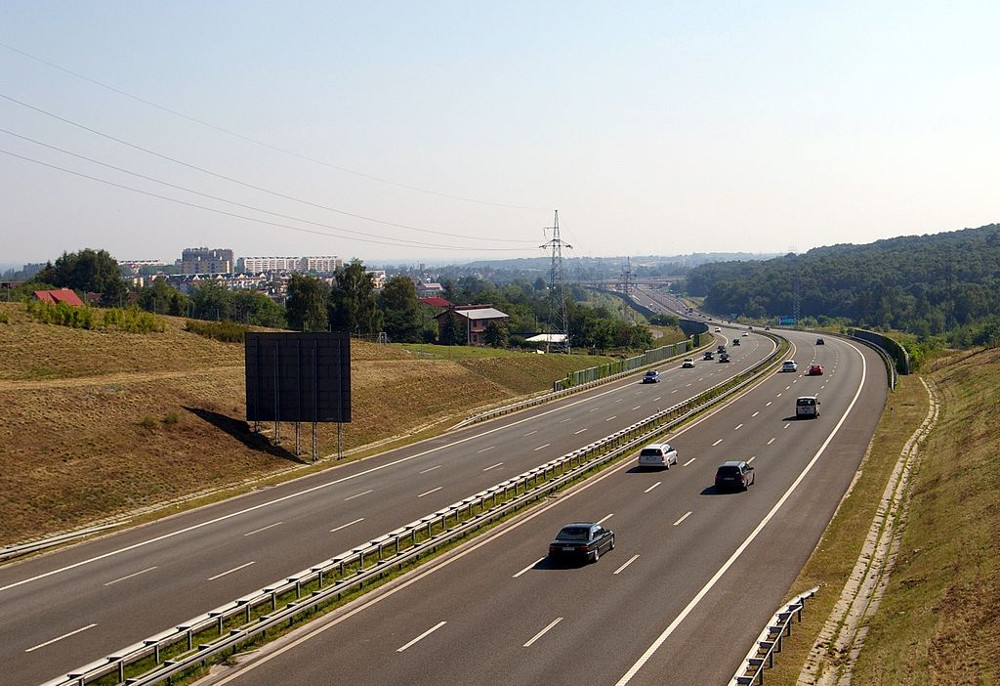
left=245, top=332, right=351, bottom=423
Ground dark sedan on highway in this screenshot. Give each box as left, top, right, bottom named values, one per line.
left=715, top=461, right=755, bottom=492
left=548, top=522, right=615, bottom=563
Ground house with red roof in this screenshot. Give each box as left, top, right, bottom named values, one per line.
left=33, top=288, right=84, bottom=307
left=419, top=296, right=452, bottom=309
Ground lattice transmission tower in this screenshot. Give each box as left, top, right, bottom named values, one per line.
left=540, top=210, right=572, bottom=352
left=618, top=256, right=636, bottom=324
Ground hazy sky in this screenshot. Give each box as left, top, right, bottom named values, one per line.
left=1, top=1, right=997, bottom=267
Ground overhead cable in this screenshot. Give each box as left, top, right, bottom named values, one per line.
left=0, top=93, right=538, bottom=246
left=0, top=40, right=551, bottom=212
left=0, top=147, right=533, bottom=252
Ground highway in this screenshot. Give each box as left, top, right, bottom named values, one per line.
left=199, top=330, right=887, bottom=686
left=1, top=331, right=773, bottom=685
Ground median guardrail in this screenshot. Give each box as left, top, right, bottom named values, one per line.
left=452, top=338, right=715, bottom=430
left=45, top=333, right=788, bottom=686
left=729, top=586, right=819, bottom=686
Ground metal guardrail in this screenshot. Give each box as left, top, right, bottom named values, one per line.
left=453, top=339, right=711, bottom=430
left=730, top=586, right=819, bottom=686
left=0, top=523, right=122, bottom=562
left=553, top=340, right=693, bottom=390
left=45, top=334, right=788, bottom=686
left=848, top=334, right=899, bottom=390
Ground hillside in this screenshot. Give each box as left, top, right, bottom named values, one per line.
left=685, top=223, right=1000, bottom=338
left=0, top=303, right=614, bottom=545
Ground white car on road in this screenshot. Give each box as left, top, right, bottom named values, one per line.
left=638, top=443, right=679, bottom=470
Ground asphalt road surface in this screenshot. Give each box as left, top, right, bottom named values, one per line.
left=2, top=332, right=773, bottom=685
left=198, top=330, right=888, bottom=686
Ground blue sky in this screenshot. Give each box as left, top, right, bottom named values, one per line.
left=1, top=1, right=997, bottom=266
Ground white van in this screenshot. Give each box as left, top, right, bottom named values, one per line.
left=796, top=396, right=820, bottom=418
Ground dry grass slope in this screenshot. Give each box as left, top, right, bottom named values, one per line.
left=767, top=347, right=1000, bottom=685
left=0, top=303, right=614, bottom=545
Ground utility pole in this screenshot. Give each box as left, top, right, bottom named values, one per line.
left=540, top=210, right=571, bottom=353
left=618, top=257, right=635, bottom=349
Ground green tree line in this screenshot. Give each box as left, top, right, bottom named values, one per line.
left=685, top=223, right=1000, bottom=343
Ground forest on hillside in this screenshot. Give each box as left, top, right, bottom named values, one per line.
left=685, top=223, right=1000, bottom=344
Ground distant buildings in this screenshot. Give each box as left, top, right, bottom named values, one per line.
left=238, top=256, right=344, bottom=273
left=181, top=248, right=234, bottom=275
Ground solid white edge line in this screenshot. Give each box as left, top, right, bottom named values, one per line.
left=396, top=621, right=446, bottom=653
left=644, top=482, right=661, bottom=494
left=104, top=566, right=158, bottom=586
left=417, top=486, right=443, bottom=498
left=524, top=617, right=563, bottom=647
left=613, top=554, right=640, bottom=576
left=673, top=511, right=692, bottom=526
left=513, top=557, right=546, bottom=578
left=0, top=376, right=644, bottom=593
left=207, top=561, right=256, bottom=582
left=614, top=339, right=868, bottom=685
left=208, top=339, right=787, bottom=682
left=25, top=623, right=97, bottom=653
left=243, top=522, right=283, bottom=537
left=330, top=517, right=365, bottom=533
left=597, top=513, right=614, bottom=525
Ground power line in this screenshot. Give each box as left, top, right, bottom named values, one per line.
left=0, top=93, right=539, bottom=246
left=0, top=127, right=533, bottom=249
left=0, top=40, right=552, bottom=212
left=0, top=147, right=534, bottom=253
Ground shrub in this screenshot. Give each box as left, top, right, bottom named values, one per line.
left=137, top=416, right=158, bottom=430
left=0, top=311, right=9, bottom=324
left=184, top=319, right=251, bottom=343
left=162, top=412, right=180, bottom=425
left=102, top=307, right=166, bottom=333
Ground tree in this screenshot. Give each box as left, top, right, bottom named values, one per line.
left=438, top=310, right=464, bottom=345
left=231, top=291, right=285, bottom=328
left=286, top=274, right=329, bottom=332
left=137, top=277, right=189, bottom=315
left=379, top=276, right=422, bottom=342
left=35, top=248, right=128, bottom=305
left=190, top=281, right=231, bottom=321
left=484, top=320, right=508, bottom=348
left=329, top=259, right=383, bottom=334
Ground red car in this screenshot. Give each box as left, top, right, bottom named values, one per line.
left=807, top=364, right=824, bottom=376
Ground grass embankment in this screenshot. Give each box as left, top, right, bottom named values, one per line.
left=768, top=346, right=1000, bottom=684
left=0, top=303, right=615, bottom=545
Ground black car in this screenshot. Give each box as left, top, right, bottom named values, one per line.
left=703, top=350, right=715, bottom=360
left=548, top=522, right=615, bottom=563
left=715, top=461, right=755, bottom=491
left=718, top=352, right=731, bottom=362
